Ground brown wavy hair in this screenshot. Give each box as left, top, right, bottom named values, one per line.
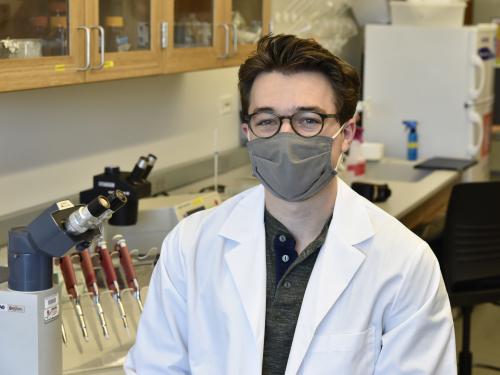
left=238, top=34, right=360, bottom=125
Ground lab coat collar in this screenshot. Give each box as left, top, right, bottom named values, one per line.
left=219, top=178, right=374, bottom=245
left=218, top=179, right=375, bottom=370
left=219, top=185, right=267, bottom=362
left=332, top=178, right=375, bottom=245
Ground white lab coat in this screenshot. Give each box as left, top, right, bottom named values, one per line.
left=125, top=178, right=457, bottom=374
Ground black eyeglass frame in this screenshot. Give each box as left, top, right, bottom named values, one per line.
left=243, top=111, right=339, bottom=139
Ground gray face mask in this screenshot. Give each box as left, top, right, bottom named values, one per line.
left=247, top=130, right=344, bottom=202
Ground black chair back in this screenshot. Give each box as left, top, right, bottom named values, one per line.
left=442, top=181, right=500, bottom=294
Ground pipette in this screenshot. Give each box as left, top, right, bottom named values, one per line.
left=113, top=234, right=143, bottom=312
left=61, top=320, right=67, bottom=345
left=79, top=248, right=109, bottom=338
left=59, top=255, right=89, bottom=341
left=95, top=237, right=128, bottom=329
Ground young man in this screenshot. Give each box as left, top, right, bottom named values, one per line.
left=125, top=34, right=456, bottom=374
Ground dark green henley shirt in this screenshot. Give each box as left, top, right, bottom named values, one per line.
left=262, top=209, right=332, bottom=375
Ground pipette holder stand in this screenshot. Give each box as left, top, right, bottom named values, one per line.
left=0, top=202, right=98, bottom=375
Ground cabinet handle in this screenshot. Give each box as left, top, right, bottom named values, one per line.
left=217, top=24, right=230, bottom=59
left=77, top=26, right=91, bottom=71
left=229, top=24, right=238, bottom=55
left=161, top=22, right=168, bottom=49
left=90, top=25, right=105, bottom=70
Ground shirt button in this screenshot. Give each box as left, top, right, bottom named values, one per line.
left=279, top=234, right=287, bottom=243
left=283, top=281, right=291, bottom=289
left=282, top=254, right=290, bottom=262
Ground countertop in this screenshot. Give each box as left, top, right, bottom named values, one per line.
left=170, top=158, right=459, bottom=221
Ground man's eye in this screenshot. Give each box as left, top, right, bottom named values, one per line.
left=298, top=117, right=321, bottom=126
left=304, top=118, right=321, bottom=124
left=256, top=119, right=277, bottom=126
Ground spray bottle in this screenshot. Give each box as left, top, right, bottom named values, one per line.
left=403, top=120, right=418, bottom=161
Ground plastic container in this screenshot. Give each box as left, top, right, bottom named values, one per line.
left=4, top=39, right=43, bottom=59
left=390, top=1, right=466, bottom=27
left=345, top=126, right=366, bottom=176
left=361, top=142, right=385, bottom=161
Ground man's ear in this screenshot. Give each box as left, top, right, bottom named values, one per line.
left=241, top=123, right=250, bottom=140
left=341, top=118, right=357, bottom=153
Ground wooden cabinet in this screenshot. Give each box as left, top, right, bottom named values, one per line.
left=0, top=0, right=270, bottom=93
left=162, top=0, right=270, bottom=73
left=0, top=0, right=86, bottom=91
left=162, top=0, right=224, bottom=74
left=222, top=0, right=271, bottom=67
left=84, top=0, right=162, bottom=82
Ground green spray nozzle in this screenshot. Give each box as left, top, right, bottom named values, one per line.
left=403, top=120, right=418, bottom=133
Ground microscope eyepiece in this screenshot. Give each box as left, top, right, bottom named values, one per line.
left=146, top=154, right=157, bottom=165
left=66, top=195, right=110, bottom=235
left=87, top=196, right=110, bottom=217
left=143, top=154, right=157, bottom=178
left=128, top=157, right=148, bottom=183
left=107, top=190, right=128, bottom=212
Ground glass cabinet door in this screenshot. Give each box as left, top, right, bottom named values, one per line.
left=173, top=0, right=213, bottom=49
left=98, top=0, right=151, bottom=53
left=222, top=0, right=270, bottom=66
left=231, top=0, right=264, bottom=47
left=164, top=0, right=223, bottom=73
left=86, top=0, right=161, bottom=81
left=0, top=0, right=69, bottom=59
left=0, top=0, right=86, bottom=91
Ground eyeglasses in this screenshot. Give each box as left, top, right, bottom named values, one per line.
left=244, top=111, right=339, bottom=139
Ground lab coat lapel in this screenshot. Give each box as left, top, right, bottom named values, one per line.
left=286, top=179, right=375, bottom=374
left=219, top=186, right=267, bottom=356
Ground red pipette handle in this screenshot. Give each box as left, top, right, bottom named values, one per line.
left=60, top=255, right=77, bottom=298
left=79, top=249, right=97, bottom=292
left=116, top=242, right=137, bottom=290
left=97, top=244, right=118, bottom=292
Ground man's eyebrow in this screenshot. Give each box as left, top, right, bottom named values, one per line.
left=296, top=106, right=328, bottom=113
left=251, top=106, right=329, bottom=114
left=251, top=106, right=275, bottom=113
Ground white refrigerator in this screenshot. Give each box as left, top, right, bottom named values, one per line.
left=362, top=24, right=497, bottom=181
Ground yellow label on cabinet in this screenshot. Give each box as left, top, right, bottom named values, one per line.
left=54, top=64, right=66, bottom=72
left=104, top=60, right=115, bottom=69
left=192, top=197, right=204, bottom=206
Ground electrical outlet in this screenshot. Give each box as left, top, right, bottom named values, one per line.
left=219, top=95, right=233, bottom=115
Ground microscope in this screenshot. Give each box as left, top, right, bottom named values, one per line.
left=0, top=191, right=126, bottom=375
left=80, top=154, right=157, bottom=226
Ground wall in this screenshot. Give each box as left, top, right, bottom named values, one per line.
left=0, top=11, right=364, bottom=220
left=0, top=68, right=241, bottom=217
left=473, top=0, right=500, bottom=23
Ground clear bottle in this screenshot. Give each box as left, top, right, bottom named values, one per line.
left=105, top=16, right=129, bottom=52
left=30, top=16, right=49, bottom=56
left=48, top=2, right=68, bottom=56
left=48, top=16, right=68, bottom=55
